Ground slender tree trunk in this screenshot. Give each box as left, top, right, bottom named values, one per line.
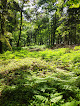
left=74, top=24, right=76, bottom=44
left=0, top=41, right=2, bottom=53
left=68, top=32, right=70, bottom=45
left=51, top=20, right=53, bottom=45
left=34, top=34, right=37, bottom=45
left=64, top=35, right=67, bottom=45
left=9, top=39, right=12, bottom=46
left=17, top=9, right=22, bottom=47
left=48, top=25, right=50, bottom=45
left=34, top=34, right=36, bottom=44
left=57, top=35, right=59, bottom=44
left=0, top=14, right=2, bottom=54
left=0, top=10, right=4, bottom=53
left=59, top=34, right=62, bottom=44
left=53, top=12, right=56, bottom=45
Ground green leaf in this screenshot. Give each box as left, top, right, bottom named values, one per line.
left=50, top=95, right=63, bottom=103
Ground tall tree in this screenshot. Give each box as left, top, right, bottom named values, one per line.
left=0, top=0, right=7, bottom=53
left=17, top=0, right=30, bottom=47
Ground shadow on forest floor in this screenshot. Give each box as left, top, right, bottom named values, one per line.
left=0, top=67, right=80, bottom=106
left=0, top=46, right=80, bottom=106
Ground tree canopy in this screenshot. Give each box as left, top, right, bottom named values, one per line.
left=0, top=0, right=80, bottom=52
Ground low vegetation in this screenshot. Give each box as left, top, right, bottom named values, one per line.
left=0, top=46, right=80, bottom=106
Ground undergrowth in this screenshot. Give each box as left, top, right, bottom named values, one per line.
left=0, top=45, right=80, bottom=106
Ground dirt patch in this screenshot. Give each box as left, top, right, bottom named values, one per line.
left=50, top=44, right=80, bottom=49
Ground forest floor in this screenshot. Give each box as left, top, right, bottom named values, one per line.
left=0, top=45, right=80, bottom=106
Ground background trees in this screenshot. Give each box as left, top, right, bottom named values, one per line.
left=0, top=0, right=80, bottom=52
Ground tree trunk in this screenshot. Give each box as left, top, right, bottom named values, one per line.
left=74, top=25, right=76, bottom=44
left=34, top=34, right=36, bottom=44
left=51, top=20, right=53, bottom=45
left=17, top=10, right=22, bottom=47
left=0, top=41, right=2, bottom=53
left=53, top=13, right=56, bottom=45
left=0, top=6, right=5, bottom=53
left=9, top=39, right=12, bottom=46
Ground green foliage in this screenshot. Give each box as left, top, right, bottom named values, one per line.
left=0, top=46, right=80, bottom=105
left=61, top=101, right=80, bottom=106
left=74, top=46, right=80, bottom=50
left=0, top=46, right=80, bottom=72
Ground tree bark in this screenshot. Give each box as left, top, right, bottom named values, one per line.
left=0, top=41, right=2, bottom=53
left=53, top=12, right=56, bottom=45
left=0, top=8, right=5, bottom=53
left=17, top=9, right=22, bottom=47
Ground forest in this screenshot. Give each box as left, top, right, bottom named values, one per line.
left=0, top=0, right=80, bottom=106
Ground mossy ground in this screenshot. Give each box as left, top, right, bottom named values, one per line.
left=0, top=45, right=80, bottom=106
